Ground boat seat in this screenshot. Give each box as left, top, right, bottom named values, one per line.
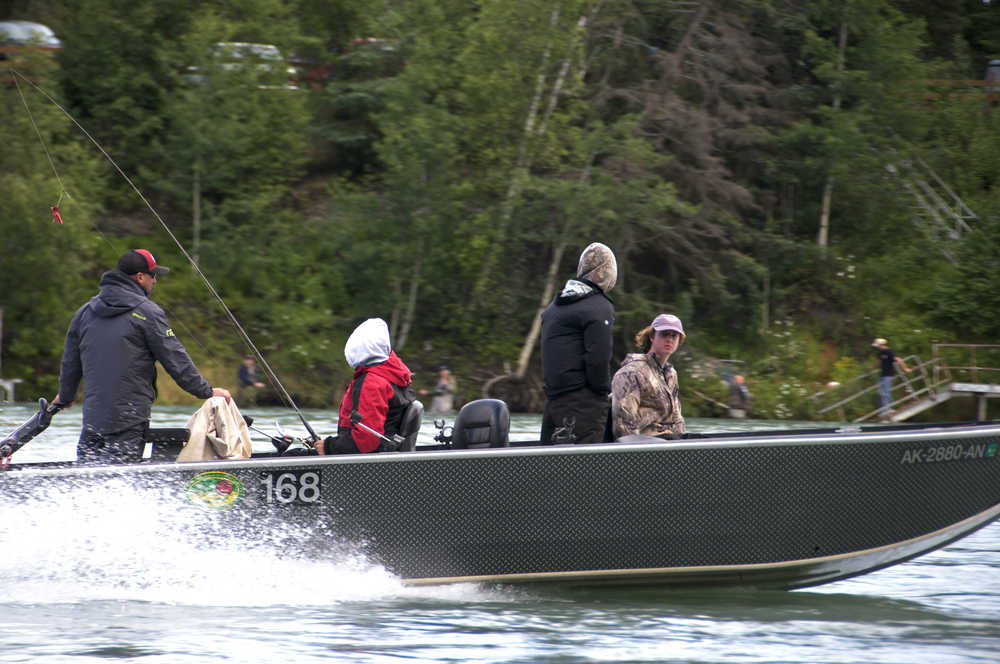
left=395, top=399, right=424, bottom=452
left=147, top=428, right=191, bottom=462
left=452, top=398, right=510, bottom=449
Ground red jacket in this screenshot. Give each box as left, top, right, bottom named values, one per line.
left=337, top=351, right=413, bottom=452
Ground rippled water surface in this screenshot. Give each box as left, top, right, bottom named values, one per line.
left=1, top=403, right=998, bottom=663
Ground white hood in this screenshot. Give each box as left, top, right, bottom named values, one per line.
left=344, top=318, right=391, bottom=369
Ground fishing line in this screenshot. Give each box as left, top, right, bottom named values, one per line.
left=14, top=69, right=221, bottom=381
left=14, top=69, right=218, bottom=378
left=13, top=72, right=71, bottom=223
left=9, top=69, right=319, bottom=442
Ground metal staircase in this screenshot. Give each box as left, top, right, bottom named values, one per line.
left=885, top=156, right=977, bottom=263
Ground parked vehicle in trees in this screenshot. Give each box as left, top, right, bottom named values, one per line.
left=0, top=20, right=61, bottom=59
left=183, top=42, right=298, bottom=90
left=289, top=37, right=403, bottom=89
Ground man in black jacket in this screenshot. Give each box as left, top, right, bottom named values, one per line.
left=540, top=242, right=617, bottom=444
left=54, top=249, right=231, bottom=464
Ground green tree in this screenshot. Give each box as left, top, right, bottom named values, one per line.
left=55, top=0, right=199, bottom=207
left=586, top=0, right=789, bottom=331
left=777, top=0, right=932, bottom=250
left=158, top=42, right=310, bottom=256
left=360, top=0, right=476, bottom=353
left=310, top=36, right=406, bottom=174
left=919, top=93, right=1000, bottom=339
left=1, top=55, right=104, bottom=396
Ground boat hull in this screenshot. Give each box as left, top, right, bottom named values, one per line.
left=4, top=423, right=1000, bottom=590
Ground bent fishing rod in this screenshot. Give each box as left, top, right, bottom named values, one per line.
left=10, top=69, right=320, bottom=444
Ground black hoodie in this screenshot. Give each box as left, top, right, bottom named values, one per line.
left=58, top=269, right=213, bottom=435
left=540, top=278, right=615, bottom=398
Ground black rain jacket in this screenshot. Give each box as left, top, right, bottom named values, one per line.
left=540, top=278, right=615, bottom=398
left=58, top=269, right=213, bottom=435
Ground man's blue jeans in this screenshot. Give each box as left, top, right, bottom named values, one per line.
left=878, top=376, right=894, bottom=415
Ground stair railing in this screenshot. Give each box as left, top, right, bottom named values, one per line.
left=809, top=355, right=948, bottom=422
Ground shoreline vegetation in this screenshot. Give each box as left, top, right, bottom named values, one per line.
left=151, top=339, right=995, bottom=425
left=2, top=1, right=999, bottom=424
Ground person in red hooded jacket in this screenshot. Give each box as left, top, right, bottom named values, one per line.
left=318, top=318, right=416, bottom=454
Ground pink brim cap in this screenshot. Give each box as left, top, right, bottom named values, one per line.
left=651, top=313, right=685, bottom=341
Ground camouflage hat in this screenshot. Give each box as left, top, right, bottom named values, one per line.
left=576, top=242, right=617, bottom=293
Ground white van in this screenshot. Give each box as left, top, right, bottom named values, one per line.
left=184, top=42, right=298, bottom=90
left=0, top=20, right=61, bottom=59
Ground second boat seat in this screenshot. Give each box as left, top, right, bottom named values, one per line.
left=452, top=398, right=510, bottom=449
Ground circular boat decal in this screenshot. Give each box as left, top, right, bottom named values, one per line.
left=184, top=471, right=245, bottom=510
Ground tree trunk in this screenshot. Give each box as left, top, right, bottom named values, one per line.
left=761, top=267, right=770, bottom=333
left=474, top=5, right=595, bottom=297
left=817, top=20, right=848, bottom=249
left=395, top=237, right=423, bottom=351
left=473, top=4, right=560, bottom=295
left=516, top=242, right=568, bottom=378
left=817, top=176, right=833, bottom=247
left=192, top=166, right=201, bottom=265
left=514, top=154, right=597, bottom=378
left=388, top=279, right=401, bottom=347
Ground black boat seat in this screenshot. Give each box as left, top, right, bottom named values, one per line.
left=395, top=399, right=424, bottom=452
left=147, top=428, right=191, bottom=461
left=452, top=398, right=510, bottom=449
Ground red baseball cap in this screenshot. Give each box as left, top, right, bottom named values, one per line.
left=118, top=249, right=170, bottom=276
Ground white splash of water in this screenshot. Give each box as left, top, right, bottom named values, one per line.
left=0, top=476, right=441, bottom=606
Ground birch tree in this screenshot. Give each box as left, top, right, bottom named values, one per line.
left=780, top=0, right=930, bottom=249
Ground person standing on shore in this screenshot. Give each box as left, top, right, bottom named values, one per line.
left=727, top=374, right=752, bottom=419
left=238, top=355, right=265, bottom=389
left=872, top=337, right=910, bottom=417
left=540, top=242, right=617, bottom=444
left=421, top=365, right=457, bottom=413
left=237, top=354, right=267, bottom=405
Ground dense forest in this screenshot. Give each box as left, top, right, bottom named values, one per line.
left=2, top=0, right=999, bottom=420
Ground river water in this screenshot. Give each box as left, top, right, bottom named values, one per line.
left=1, top=403, right=998, bottom=663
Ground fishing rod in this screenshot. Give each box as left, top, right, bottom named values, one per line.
left=251, top=412, right=406, bottom=454
left=242, top=415, right=313, bottom=454
left=10, top=69, right=320, bottom=444
left=349, top=410, right=407, bottom=452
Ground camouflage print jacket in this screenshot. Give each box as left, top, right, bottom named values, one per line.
left=610, top=353, right=685, bottom=438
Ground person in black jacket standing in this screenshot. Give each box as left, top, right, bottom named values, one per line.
left=53, top=249, right=231, bottom=464
left=540, top=242, right=617, bottom=444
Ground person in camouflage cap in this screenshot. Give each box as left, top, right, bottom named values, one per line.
left=611, top=313, right=686, bottom=439
left=575, top=241, right=617, bottom=293
left=539, top=242, right=617, bottom=444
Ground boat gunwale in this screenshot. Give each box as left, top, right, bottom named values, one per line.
left=7, top=421, right=1000, bottom=479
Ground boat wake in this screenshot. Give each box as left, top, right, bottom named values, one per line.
left=0, top=477, right=482, bottom=606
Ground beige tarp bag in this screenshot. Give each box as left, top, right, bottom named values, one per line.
left=177, top=396, right=253, bottom=462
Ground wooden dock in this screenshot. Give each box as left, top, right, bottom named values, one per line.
left=890, top=381, right=1000, bottom=422
left=0, top=307, right=21, bottom=402
left=0, top=378, right=23, bottom=402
